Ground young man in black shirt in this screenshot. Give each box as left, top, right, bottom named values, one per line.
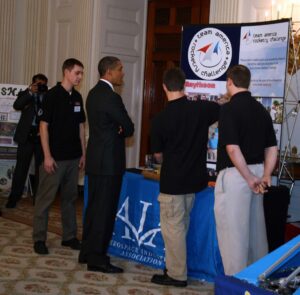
left=150, top=67, right=219, bottom=287
left=32, top=58, right=86, bottom=255
left=214, top=64, right=278, bottom=275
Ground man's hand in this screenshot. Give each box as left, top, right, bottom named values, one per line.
left=29, top=83, right=39, bottom=94
left=247, top=174, right=262, bottom=194
left=79, top=155, right=85, bottom=171
left=43, top=156, right=57, bottom=174
left=257, top=174, right=272, bottom=194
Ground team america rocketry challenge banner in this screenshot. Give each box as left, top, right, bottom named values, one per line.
left=181, top=19, right=290, bottom=171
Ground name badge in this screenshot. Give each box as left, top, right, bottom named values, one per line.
left=74, top=106, right=81, bottom=112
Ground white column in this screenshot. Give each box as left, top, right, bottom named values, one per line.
left=0, top=0, right=15, bottom=83
left=209, top=0, right=239, bottom=24
left=209, top=0, right=274, bottom=24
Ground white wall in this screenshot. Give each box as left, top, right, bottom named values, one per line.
left=0, top=0, right=147, bottom=170
left=95, top=0, right=147, bottom=168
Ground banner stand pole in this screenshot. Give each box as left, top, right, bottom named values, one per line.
left=278, top=19, right=300, bottom=194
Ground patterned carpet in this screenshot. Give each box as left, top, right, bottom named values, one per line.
left=0, top=195, right=214, bottom=295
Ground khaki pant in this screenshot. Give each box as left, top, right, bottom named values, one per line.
left=214, top=164, right=268, bottom=275
left=158, top=193, right=195, bottom=281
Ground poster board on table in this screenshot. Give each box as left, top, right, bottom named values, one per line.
left=180, top=19, right=290, bottom=176
left=0, top=84, right=26, bottom=147
left=0, top=84, right=27, bottom=196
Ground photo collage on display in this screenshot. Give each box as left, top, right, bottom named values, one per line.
left=256, top=97, right=283, bottom=148
left=186, top=91, right=225, bottom=179
left=0, top=84, right=26, bottom=196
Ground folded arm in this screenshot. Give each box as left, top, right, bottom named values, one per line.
left=13, top=90, right=34, bottom=110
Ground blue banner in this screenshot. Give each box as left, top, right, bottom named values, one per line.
left=109, top=172, right=165, bottom=269
left=84, top=172, right=224, bottom=281
left=105, top=172, right=223, bottom=281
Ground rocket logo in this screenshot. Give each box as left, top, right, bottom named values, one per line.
left=242, top=30, right=252, bottom=44
left=188, top=28, right=232, bottom=80
left=198, top=42, right=222, bottom=68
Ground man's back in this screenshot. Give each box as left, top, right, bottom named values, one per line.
left=151, top=96, right=219, bottom=194
left=217, top=91, right=276, bottom=171
left=85, top=80, right=134, bottom=175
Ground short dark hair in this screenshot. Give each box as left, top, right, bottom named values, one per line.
left=163, top=67, right=186, bottom=91
left=226, top=64, right=251, bottom=88
left=98, top=56, right=120, bottom=77
left=32, top=73, right=48, bottom=84
left=62, top=58, right=84, bottom=74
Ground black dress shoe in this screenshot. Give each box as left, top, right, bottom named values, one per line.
left=87, top=263, right=123, bottom=273
left=151, top=273, right=187, bottom=287
left=78, top=252, right=87, bottom=264
left=5, top=200, right=17, bottom=208
left=61, top=238, right=81, bottom=250
left=34, top=241, right=49, bottom=255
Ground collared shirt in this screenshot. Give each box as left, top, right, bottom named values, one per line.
left=151, top=96, right=219, bottom=194
left=40, top=83, right=86, bottom=161
left=100, top=78, right=114, bottom=91
left=217, top=91, right=277, bottom=171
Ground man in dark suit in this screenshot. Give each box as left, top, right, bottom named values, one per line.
left=6, top=74, right=48, bottom=208
left=79, top=56, right=134, bottom=273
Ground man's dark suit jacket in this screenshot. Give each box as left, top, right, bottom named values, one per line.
left=13, top=89, right=36, bottom=144
left=85, top=80, right=134, bottom=175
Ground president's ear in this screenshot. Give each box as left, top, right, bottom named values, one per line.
left=162, top=83, right=167, bottom=93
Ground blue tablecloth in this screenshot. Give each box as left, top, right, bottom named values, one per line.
left=84, top=171, right=224, bottom=281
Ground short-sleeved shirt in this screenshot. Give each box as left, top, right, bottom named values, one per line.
left=39, top=83, right=86, bottom=161
left=217, top=91, right=277, bottom=172
left=151, top=96, right=220, bottom=195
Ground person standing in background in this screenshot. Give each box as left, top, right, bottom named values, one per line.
left=207, top=127, right=218, bottom=161
left=32, top=58, right=86, bottom=255
left=214, top=64, right=277, bottom=275
left=79, top=56, right=134, bottom=273
left=6, top=74, right=48, bottom=209
left=150, top=67, right=219, bottom=287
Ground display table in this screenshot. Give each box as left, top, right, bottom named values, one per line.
left=84, top=171, right=224, bottom=281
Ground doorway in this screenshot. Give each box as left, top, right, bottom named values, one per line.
left=140, top=0, right=210, bottom=165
